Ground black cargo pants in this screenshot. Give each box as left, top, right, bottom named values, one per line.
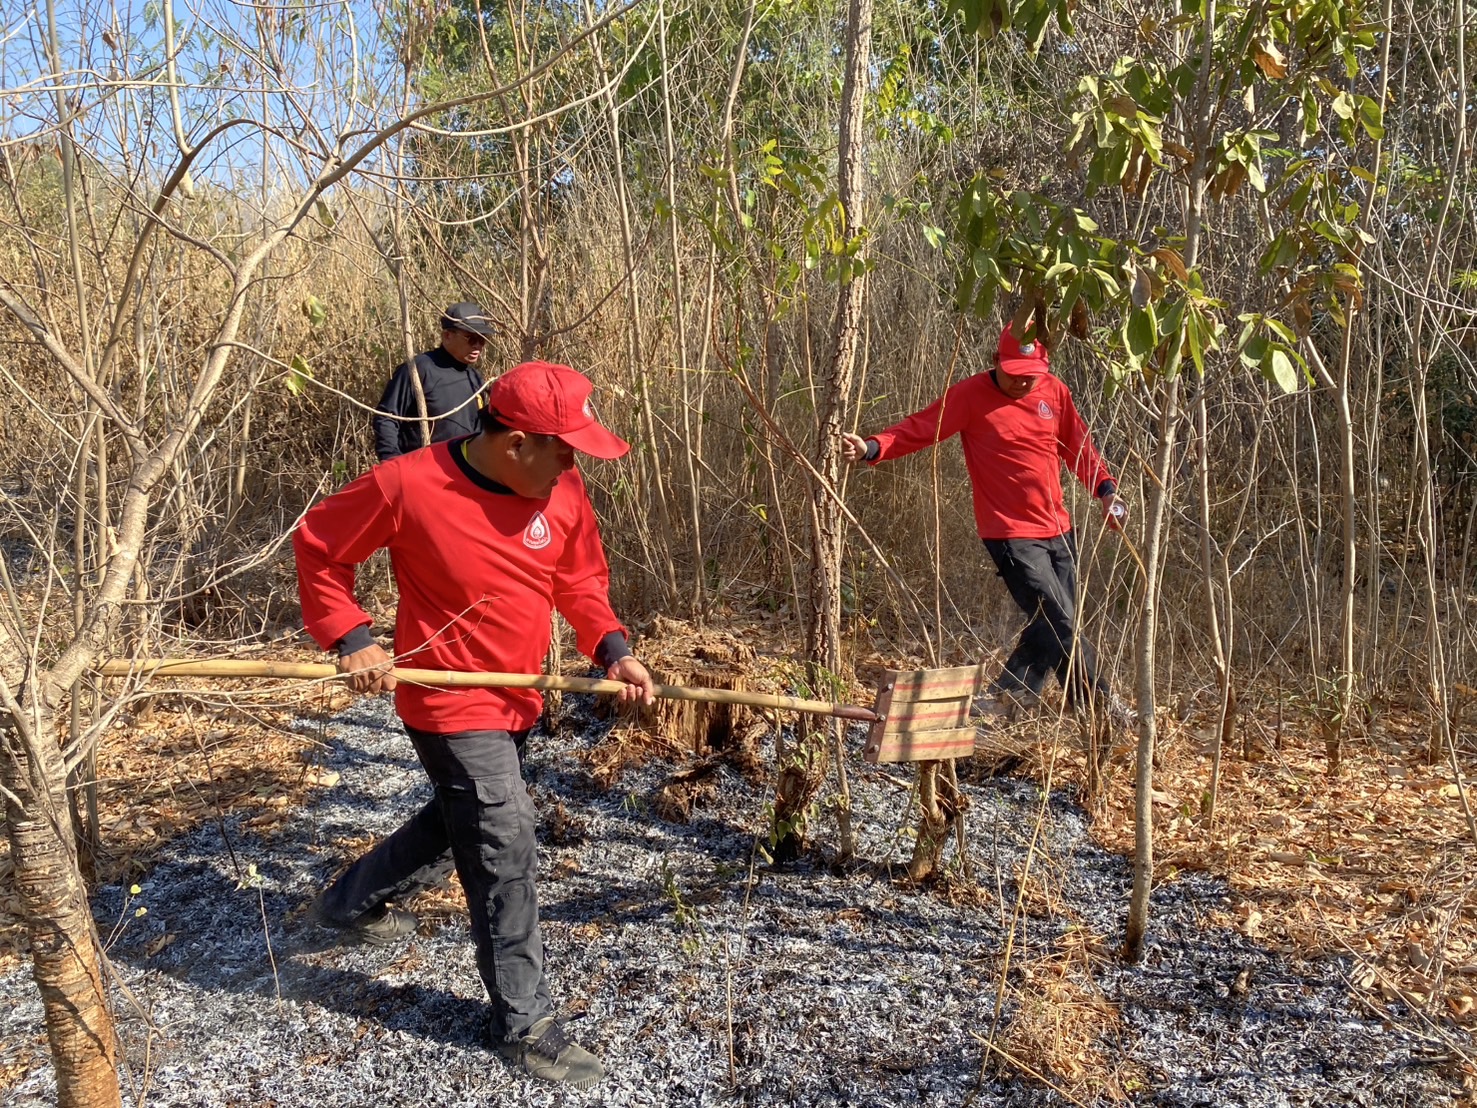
left=983, top=531, right=1108, bottom=707
left=315, top=727, right=550, bottom=1043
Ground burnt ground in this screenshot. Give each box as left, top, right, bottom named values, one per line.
left=1, top=694, right=1466, bottom=1107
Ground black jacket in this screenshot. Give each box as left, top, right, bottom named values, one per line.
left=372, top=346, right=486, bottom=461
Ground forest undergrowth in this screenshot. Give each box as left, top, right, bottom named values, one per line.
left=4, top=595, right=1473, bottom=1100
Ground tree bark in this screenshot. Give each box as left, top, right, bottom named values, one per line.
left=781, top=0, right=871, bottom=861
left=1125, top=0, right=1215, bottom=960
left=3, top=728, right=119, bottom=1108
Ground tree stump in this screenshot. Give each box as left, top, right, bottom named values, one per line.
left=619, top=616, right=763, bottom=754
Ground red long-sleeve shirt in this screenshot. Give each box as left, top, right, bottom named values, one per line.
left=868, top=371, right=1114, bottom=540
left=293, top=441, right=624, bottom=733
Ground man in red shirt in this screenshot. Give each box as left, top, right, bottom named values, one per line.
left=842, top=324, right=1131, bottom=723
left=295, top=361, right=653, bottom=1090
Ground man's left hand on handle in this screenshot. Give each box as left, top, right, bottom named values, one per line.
left=607, top=656, right=656, bottom=706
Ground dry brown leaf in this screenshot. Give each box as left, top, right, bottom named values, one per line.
left=1151, top=247, right=1189, bottom=282
left=1252, top=37, right=1287, bottom=79
left=1267, top=850, right=1309, bottom=866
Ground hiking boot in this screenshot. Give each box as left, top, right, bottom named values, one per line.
left=497, top=1016, right=605, bottom=1090
left=307, top=894, right=418, bottom=947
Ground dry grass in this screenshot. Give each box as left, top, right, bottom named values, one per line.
left=992, top=926, right=1145, bottom=1105
left=5, top=619, right=1476, bottom=1101
left=1016, top=695, right=1477, bottom=1041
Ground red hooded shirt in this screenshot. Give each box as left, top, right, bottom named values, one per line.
left=294, top=441, right=624, bottom=733
left=868, top=371, right=1113, bottom=540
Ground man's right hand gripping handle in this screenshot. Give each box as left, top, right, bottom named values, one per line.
left=339, top=643, right=398, bottom=694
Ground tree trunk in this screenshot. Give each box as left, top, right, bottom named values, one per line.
left=907, top=761, right=961, bottom=882
left=2, top=711, right=120, bottom=1108
left=1125, top=0, right=1215, bottom=960
left=780, top=0, right=871, bottom=862
left=1124, top=375, right=1181, bottom=961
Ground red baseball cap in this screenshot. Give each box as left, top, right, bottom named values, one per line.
left=487, top=361, right=629, bottom=459
left=996, top=324, right=1050, bottom=376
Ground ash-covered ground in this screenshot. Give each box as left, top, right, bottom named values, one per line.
left=1, top=695, right=1464, bottom=1106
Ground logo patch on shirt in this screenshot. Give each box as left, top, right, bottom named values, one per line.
left=1037, top=399, right=1054, bottom=419
left=523, top=511, right=552, bottom=550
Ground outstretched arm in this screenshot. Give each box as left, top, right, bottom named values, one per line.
left=848, top=379, right=972, bottom=467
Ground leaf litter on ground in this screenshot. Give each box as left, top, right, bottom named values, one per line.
left=0, top=635, right=1472, bottom=1105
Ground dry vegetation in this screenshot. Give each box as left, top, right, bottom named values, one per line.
left=3, top=0, right=1477, bottom=1102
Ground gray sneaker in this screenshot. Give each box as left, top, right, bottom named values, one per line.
left=1107, top=693, right=1139, bottom=728
left=308, top=894, right=418, bottom=946
left=498, top=1016, right=605, bottom=1090
left=971, top=695, right=1012, bottom=722
left=1074, top=693, right=1138, bottom=728
left=972, top=688, right=1040, bottom=723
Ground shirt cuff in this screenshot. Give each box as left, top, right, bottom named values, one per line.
left=864, top=439, right=881, bottom=463
left=335, top=624, right=377, bottom=657
left=594, top=631, right=633, bottom=670
left=1096, top=479, right=1118, bottom=499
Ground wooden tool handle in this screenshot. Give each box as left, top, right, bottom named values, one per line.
left=97, top=659, right=879, bottom=722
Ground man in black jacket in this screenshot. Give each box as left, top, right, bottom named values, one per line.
left=373, top=302, right=496, bottom=461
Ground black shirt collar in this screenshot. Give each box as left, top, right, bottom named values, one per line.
left=430, top=345, right=471, bottom=370
left=448, top=436, right=516, bottom=495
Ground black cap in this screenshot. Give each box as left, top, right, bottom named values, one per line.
left=441, top=301, right=496, bottom=338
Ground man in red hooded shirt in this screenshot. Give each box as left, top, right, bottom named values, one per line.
left=295, top=361, right=652, bottom=1090
left=842, top=323, right=1132, bottom=723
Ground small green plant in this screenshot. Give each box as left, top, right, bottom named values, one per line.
left=103, top=883, right=148, bottom=951
left=659, top=858, right=704, bottom=954
left=621, top=791, right=649, bottom=816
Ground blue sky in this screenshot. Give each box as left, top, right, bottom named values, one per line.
left=1, top=0, right=409, bottom=189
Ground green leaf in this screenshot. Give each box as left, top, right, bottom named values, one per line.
left=1358, top=95, right=1385, bottom=140
left=1302, top=89, right=1319, bottom=138
left=1331, top=91, right=1355, bottom=120
left=1126, top=305, right=1157, bottom=360
left=1266, top=346, right=1299, bottom=393
left=1159, top=297, right=1186, bottom=344
left=1264, top=318, right=1297, bottom=343
left=1185, top=309, right=1207, bottom=376
left=300, top=295, right=327, bottom=329
left=1021, top=0, right=1053, bottom=51
left=1102, top=137, right=1132, bottom=185
left=1246, top=158, right=1266, bottom=193
left=287, top=355, right=314, bottom=397
left=922, top=224, right=946, bottom=249
left=1240, top=334, right=1269, bottom=371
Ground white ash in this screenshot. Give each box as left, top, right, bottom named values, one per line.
left=0, top=695, right=1461, bottom=1106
